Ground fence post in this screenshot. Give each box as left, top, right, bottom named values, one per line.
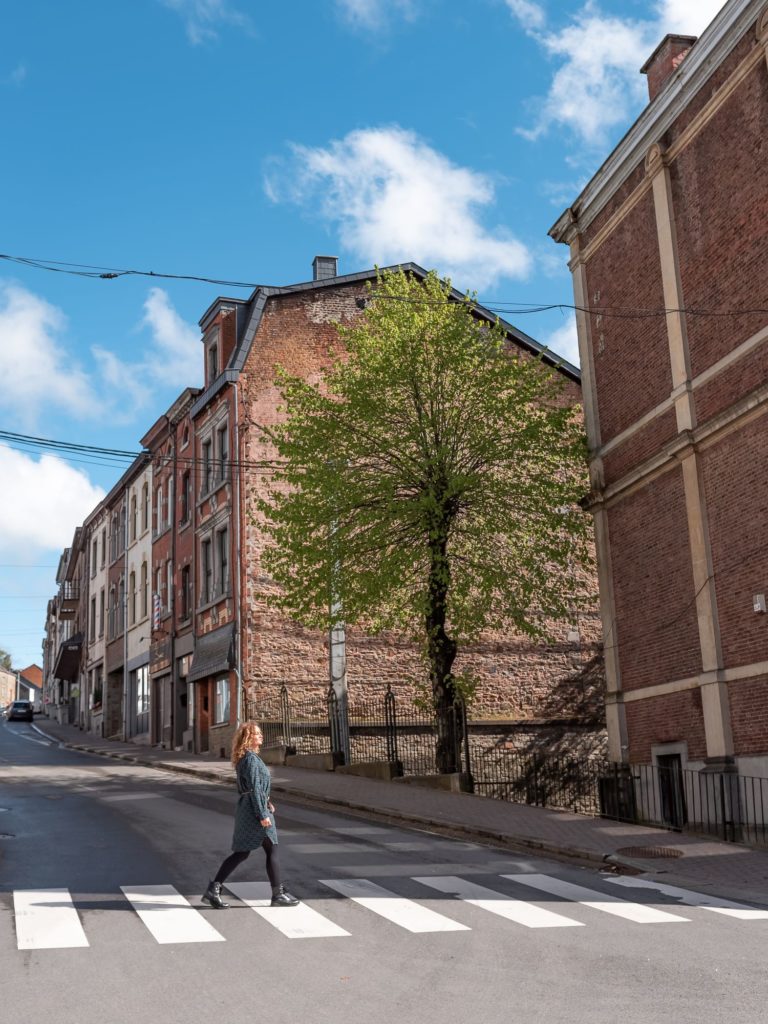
left=384, top=685, right=399, bottom=767
left=280, top=684, right=291, bottom=748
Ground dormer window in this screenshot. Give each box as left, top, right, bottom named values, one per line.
left=206, top=328, right=220, bottom=385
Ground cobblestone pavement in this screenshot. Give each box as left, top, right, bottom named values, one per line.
left=30, top=718, right=768, bottom=906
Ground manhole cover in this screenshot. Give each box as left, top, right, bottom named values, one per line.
left=617, top=845, right=683, bottom=859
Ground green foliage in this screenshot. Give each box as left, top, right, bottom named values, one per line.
left=257, top=269, right=592, bottom=701
left=0, top=648, right=12, bottom=672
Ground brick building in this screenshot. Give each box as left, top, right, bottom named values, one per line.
left=550, top=0, right=768, bottom=781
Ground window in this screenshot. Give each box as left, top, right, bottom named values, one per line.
left=166, top=477, right=173, bottom=527
left=130, top=494, right=137, bottom=542
left=101, top=528, right=106, bottom=568
left=214, top=676, right=230, bottom=724
left=201, top=539, right=212, bottom=604
left=202, top=440, right=212, bottom=495
left=141, top=482, right=149, bottom=533
left=216, top=526, right=229, bottom=597
left=181, top=565, right=191, bottom=621
left=181, top=471, right=191, bottom=524
left=140, top=561, right=148, bottom=619
left=90, top=596, right=96, bottom=642
left=118, top=576, right=125, bottom=633
left=166, top=560, right=174, bottom=616
left=108, top=586, right=116, bottom=639
left=208, top=340, right=219, bottom=383
left=156, top=567, right=163, bottom=613
left=99, top=588, right=105, bottom=638
left=129, top=571, right=136, bottom=626
left=155, top=486, right=163, bottom=534
left=217, top=424, right=228, bottom=483
left=91, top=539, right=98, bottom=577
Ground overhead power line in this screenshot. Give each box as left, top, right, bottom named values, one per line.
left=2, top=251, right=768, bottom=321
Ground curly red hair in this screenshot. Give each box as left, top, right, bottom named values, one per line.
left=231, top=721, right=263, bottom=767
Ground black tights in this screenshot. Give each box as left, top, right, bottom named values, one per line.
left=214, top=837, right=281, bottom=890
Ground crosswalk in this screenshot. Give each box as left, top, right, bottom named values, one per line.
left=5, top=874, right=767, bottom=950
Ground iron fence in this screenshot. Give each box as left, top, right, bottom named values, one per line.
left=243, top=684, right=768, bottom=848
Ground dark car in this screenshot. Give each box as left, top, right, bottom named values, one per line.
left=7, top=700, right=34, bottom=722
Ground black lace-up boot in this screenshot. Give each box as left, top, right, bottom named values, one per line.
left=270, top=884, right=299, bottom=907
left=202, top=880, right=230, bottom=909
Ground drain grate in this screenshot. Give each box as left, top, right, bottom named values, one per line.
left=617, top=845, right=683, bottom=859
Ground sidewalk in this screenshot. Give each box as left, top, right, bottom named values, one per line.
left=33, top=718, right=768, bottom=906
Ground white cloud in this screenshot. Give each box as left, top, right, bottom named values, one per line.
left=513, top=0, right=727, bottom=148
left=0, top=281, right=200, bottom=428
left=505, top=0, right=545, bottom=32
left=0, top=283, right=102, bottom=425
left=160, top=0, right=252, bottom=44
left=267, top=126, right=531, bottom=290
left=0, top=447, right=104, bottom=551
left=544, top=314, right=580, bottom=366
left=336, top=0, right=418, bottom=31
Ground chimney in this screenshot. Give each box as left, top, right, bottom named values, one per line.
left=640, top=34, right=697, bottom=101
left=312, top=255, right=338, bottom=281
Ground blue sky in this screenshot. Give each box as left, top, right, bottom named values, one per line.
left=0, top=0, right=725, bottom=667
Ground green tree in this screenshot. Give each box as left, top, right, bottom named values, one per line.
left=0, top=648, right=12, bottom=672
left=258, top=269, right=591, bottom=772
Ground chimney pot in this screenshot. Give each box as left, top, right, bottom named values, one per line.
left=640, top=34, right=697, bottom=101
left=312, top=255, right=338, bottom=281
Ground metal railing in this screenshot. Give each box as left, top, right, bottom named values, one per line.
left=242, top=683, right=768, bottom=848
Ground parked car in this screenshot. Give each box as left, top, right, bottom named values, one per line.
left=7, top=700, right=33, bottom=722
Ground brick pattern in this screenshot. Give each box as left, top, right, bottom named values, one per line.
left=625, top=688, right=707, bottom=764
left=602, top=406, right=678, bottom=486
left=584, top=190, right=671, bottom=442
left=671, top=60, right=768, bottom=379
left=607, top=466, right=701, bottom=691
left=728, top=676, right=768, bottom=756
left=701, top=416, right=768, bottom=669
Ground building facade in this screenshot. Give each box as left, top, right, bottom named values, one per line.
left=550, top=0, right=768, bottom=778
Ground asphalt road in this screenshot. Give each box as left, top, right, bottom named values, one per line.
left=1, top=717, right=766, bottom=1024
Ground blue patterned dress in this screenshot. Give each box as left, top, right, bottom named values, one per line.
left=231, top=750, right=278, bottom=851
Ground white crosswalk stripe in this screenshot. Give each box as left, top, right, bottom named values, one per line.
left=502, top=874, right=690, bottom=924
left=120, top=886, right=225, bottom=944
left=7, top=872, right=766, bottom=950
left=13, top=889, right=89, bottom=950
left=225, top=881, right=350, bottom=938
left=412, top=875, right=584, bottom=928
left=604, top=876, right=768, bottom=919
left=320, top=878, right=470, bottom=932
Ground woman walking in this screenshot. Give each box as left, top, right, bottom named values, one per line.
left=203, top=721, right=299, bottom=909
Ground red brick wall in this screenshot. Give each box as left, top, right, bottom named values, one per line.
left=584, top=191, right=670, bottom=442
left=608, top=466, right=701, bottom=691
left=625, top=688, right=707, bottom=763
left=701, top=416, right=768, bottom=668
left=694, top=341, right=768, bottom=424
left=728, top=676, right=768, bottom=756
left=671, top=59, right=768, bottom=378
left=602, top=406, right=678, bottom=485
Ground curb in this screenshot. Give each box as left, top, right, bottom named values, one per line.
left=33, top=725, right=618, bottom=871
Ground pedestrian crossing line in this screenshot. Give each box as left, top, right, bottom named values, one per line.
left=502, top=875, right=689, bottom=924
left=14, top=889, right=89, bottom=950
left=319, top=878, right=470, bottom=933
left=120, top=886, right=225, bottom=944
left=604, top=876, right=768, bottom=920
left=225, top=882, right=350, bottom=939
left=412, top=876, right=584, bottom=929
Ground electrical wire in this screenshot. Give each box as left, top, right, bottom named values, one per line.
left=3, top=251, right=768, bottom=321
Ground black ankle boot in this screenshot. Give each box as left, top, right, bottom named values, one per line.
left=270, top=884, right=299, bottom=907
left=202, top=880, right=230, bottom=909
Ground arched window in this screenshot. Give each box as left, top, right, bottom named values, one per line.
left=140, top=561, right=148, bottom=619
left=129, top=571, right=136, bottom=625
left=130, top=495, right=137, bottom=542
left=141, top=482, right=149, bottom=533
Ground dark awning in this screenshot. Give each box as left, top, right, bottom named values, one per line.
left=187, top=623, right=234, bottom=683
left=53, top=632, right=84, bottom=681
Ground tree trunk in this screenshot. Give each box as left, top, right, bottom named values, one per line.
left=426, top=525, right=460, bottom=774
